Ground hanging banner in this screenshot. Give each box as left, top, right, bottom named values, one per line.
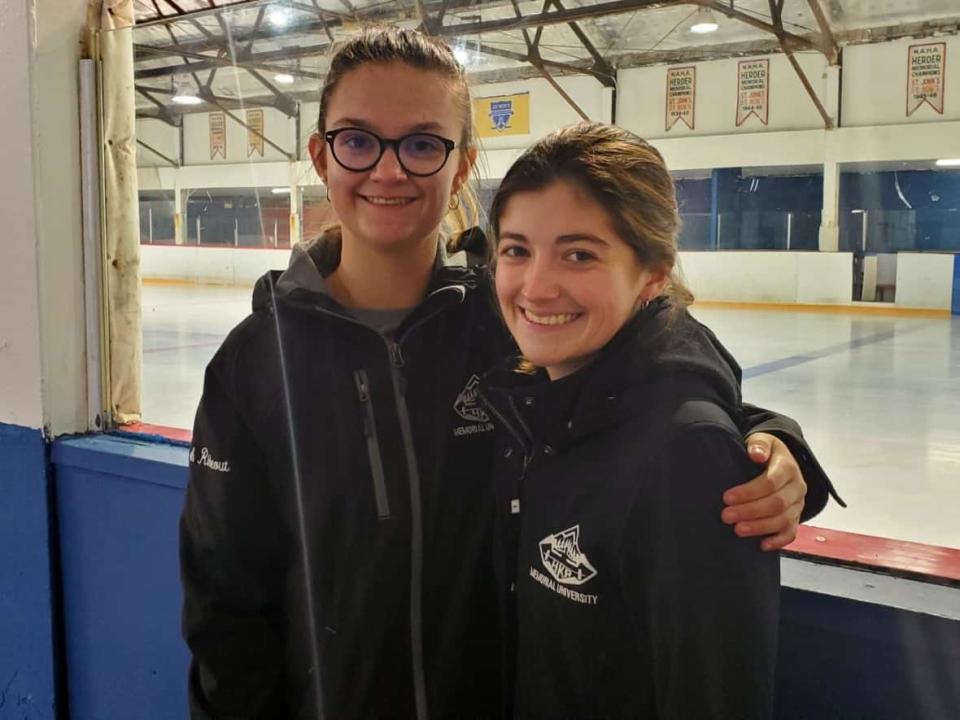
left=665, top=66, right=696, bottom=131
left=209, top=112, right=226, bottom=160
left=246, top=109, right=265, bottom=157
left=472, top=92, right=530, bottom=138
left=907, top=42, right=946, bottom=116
left=736, top=59, right=770, bottom=127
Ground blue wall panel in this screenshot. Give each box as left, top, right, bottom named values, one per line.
left=0, top=423, right=58, bottom=720
left=52, top=436, right=189, bottom=720
left=776, top=588, right=960, bottom=719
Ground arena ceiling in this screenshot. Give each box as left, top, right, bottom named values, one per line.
left=129, top=0, right=960, bottom=125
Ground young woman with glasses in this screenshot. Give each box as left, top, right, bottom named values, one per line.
left=179, top=26, right=838, bottom=720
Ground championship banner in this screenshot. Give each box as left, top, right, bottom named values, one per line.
left=665, top=66, right=696, bottom=131
left=247, top=110, right=263, bottom=157
left=907, top=42, right=946, bottom=116
left=736, top=59, right=770, bottom=127
left=209, top=112, right=226, bottom=160
left=246, top=109, right=265, bottom=157
left=472, top=92, right=530, bottom=138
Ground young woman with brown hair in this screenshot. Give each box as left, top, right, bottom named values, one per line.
left=484, top=123, right=831, bottom=718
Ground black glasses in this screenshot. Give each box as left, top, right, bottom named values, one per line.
left=324, top=127, right=457, bottom=177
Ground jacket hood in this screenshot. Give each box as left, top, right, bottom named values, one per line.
left=250, top=226, right=490, bottom=313
left=481, top=298, right=744, bottom=447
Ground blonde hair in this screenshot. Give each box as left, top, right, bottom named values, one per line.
left=489, top=122, right=693, bottom=306
left=317, top=25, right=481, bottom=244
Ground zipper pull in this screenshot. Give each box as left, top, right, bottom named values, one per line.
left=520, top=453, right=532, bottom=482
left=354, top=370, right=370, bottom=402
left=390, top=342, right=405, bottom=368
left=354, top=370, right=373, bottom=436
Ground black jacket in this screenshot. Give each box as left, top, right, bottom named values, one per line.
left=481, top=299, right=836, bottom=720
left=180, top=234, right=513, bottom=720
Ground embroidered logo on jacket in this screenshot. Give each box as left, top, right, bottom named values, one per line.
left=189, top=446, right=231, bottom=473
left=539, top=525, right=597, bottom=585
left=452, top=374, right=494, bottom=436
left=530, top=525, right=599, bottom=605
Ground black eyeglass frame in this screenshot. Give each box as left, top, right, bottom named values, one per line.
left=323, top=127, right=457, bottom=177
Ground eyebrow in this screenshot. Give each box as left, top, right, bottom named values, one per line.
left=498, top=232, right=610, bottom=247
left=331, top=118, right=448, bottom=134
left=557, top=233, right=610, bottom=247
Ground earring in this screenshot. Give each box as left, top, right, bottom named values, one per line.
left=448, top=193, right=461, bottom=211
left=639, top=297, right=650, bottom=311
left=325, top=187, right=330, bottom=202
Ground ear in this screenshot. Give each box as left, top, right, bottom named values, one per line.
left=640, top=267, right=670, bottom=301
left=308, top=133, right=328, bottom=184
left=452, top=145, right=479, bottom=194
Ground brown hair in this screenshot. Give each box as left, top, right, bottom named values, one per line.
left=317, top=25, right=480, bottom=234
left=489, top=122, right=693, bottom=306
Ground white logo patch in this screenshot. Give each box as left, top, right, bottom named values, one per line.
left=539, top=525, right=597, bottom=586
left=530, top=525, right=599, bottom=605
left=189, top=446, right=231, bottom=473
left=454, top=374, right=490, bottom=423
left=452, top=374, right=494, bottom=437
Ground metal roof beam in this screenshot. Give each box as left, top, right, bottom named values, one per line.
left=806, top=0, right=839, bottom=64
left=702, top=0, right=818, bottom=54
left=550, top=0, right=616, bottom=87
left=134, top=43, right=324, bottom=80
left=435, top=0, right=687, bottom=38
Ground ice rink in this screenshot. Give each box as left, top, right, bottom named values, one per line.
left=142, top=281, right=960, bottom=550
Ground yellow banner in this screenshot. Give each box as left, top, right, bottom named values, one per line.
left=473, top=93, right=530, bottom=138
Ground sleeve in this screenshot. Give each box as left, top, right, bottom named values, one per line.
left=621, top=425, right=780, bottom=720
left=180, top=362, right=288, bottom=719
left=741, top=403, right=845, bottom=522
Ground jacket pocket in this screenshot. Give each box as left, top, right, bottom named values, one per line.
left=354, top=369, right=391, bottom=520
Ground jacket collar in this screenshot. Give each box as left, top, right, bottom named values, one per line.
left=481, top=299, right=743, bottom=452
left=253, top=228, right=489, bottom=326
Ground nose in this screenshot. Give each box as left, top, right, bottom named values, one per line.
left=369, top=143, right=407, bottom=181
left=521, top=256, right=560, bottom=302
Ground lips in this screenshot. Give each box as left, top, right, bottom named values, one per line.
left=520, top=307, right=582, bottom=326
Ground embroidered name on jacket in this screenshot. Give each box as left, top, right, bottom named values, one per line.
left=189, top=446, right=231, bottom=473
left=530, top=525, right=599, bottom=605
left=453, top=374, right=494, bottom=436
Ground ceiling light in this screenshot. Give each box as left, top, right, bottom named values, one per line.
left=690, top=7, right=719, bottom=34
left=171, top=78, right=202, bottom=105
left=453, top=45, right=471, bottom=65
left=935, top=158, right=960, bottom=167
left=274, top=72, right=295, bottom=85
left=271, top=187, right=292, bottom=195
left=172, top=93, right=202, bottom=105
left=267, top=8, right=291, bottom=28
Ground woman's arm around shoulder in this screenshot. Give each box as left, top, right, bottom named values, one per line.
left=621, top=419, right=780, bottom=720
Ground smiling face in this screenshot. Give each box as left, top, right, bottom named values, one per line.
left=495, top=180, right=667, bottom=380
left=308, top=62, right=474, bottom=257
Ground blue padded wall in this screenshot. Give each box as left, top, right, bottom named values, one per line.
left=0, top=423, right=59, bottom=720
left=52, top=435, right=190, bottom=720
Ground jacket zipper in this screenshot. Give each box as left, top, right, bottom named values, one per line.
left=385, top=339, right=428, bottom=720
left=353, top=369, right=391, bottom=520
left=302, top=287, right=463, bottom=720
